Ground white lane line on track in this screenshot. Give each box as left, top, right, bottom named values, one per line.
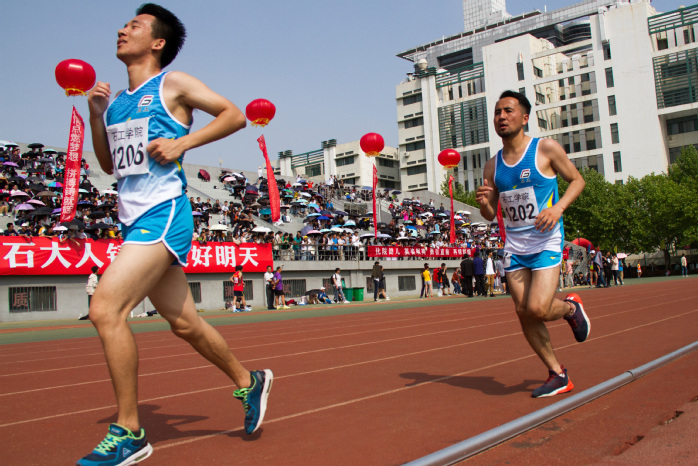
left=0, top=309, right=695, bottom=428
left=1, top=290, right=691, bottom=379
left=0, top=285, right=674, bottom=364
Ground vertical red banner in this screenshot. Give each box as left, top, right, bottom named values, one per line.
left=60, top=106, right=85, bottom=223
left=449, top=175, right=455, bottom=245
left=496, top=200, right=506, bottom=243
left=257, top=135, right=280, bottom=222
left=372, top=164, right=378, bottom=239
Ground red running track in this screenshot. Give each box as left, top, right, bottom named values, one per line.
left=0, top=279, right=696, bottom=465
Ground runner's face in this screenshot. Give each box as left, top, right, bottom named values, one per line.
left=116, top=14, right=163, bottom=63
left=493, top=97, right=529, bottom=139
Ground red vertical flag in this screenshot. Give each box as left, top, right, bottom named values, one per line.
left=60, top=106, right=85, bottom=223
left=372, top=164, right=378, bottom=239
left=257, top=135, right=280, bottom=222
left=449, top=175, right=456, bottom=245
left=496, top=200, right=506, bottom=244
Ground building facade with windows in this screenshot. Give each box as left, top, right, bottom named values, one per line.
left=274, top=139, right=400, bottom=189
left=395, top=0, right=698, bottom=192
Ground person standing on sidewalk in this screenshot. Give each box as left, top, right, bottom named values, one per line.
left=82, top=266, right=100, bottom=320
left=485, top=250, right=496, bottom=297
left=273, top=266, right=290, bottom=309
left=264, top=265, right=275, bottom=310
left=332, top=268, right=350, bottom=303
left=372, top=261, right=382, bottom=302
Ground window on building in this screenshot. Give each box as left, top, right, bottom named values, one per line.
left=538, top=117, right=548, bottom=130
left=610, top=123, right=619, bottom=144
left=573, top=133, right=581, bottom=153
left=398, top=276, right=416, bottom=291
left=605, top=68, right=614, bottom=88
left=405, top=141, right=426, bottom=152
left=684, top=27, right=695, bottom=45
left=519, top=87, right=526, bottom=96
left=613, top=151, right=622, bottom=172
left=403, top=94, right=422, bottom=105
left=306, top=163, right=323, bottom=177
left=189, top=282, right=202, bottom=303
left=335, top=157, right=355, bottom=167
left=585, top=128, right=597, bottom=150
left=533, top=66, right=543, bottom=78
left=602, top=42, right=612, bottom=60
left=378, top=158, right=396, bottom=168
left=406, top=165, right=427, bottom=176
left=536, top=92, right=545, bottom=105
left=404, top=117, right=424, bottom=129
left=9, top=286, right=57, bottom=313
left=608, top=95, right=617, bottom=116
left=656, top=32, right=668, bottom=50
left=517, top=62, right=524, bottom=81
left=666, top=115, right=698, bottom=135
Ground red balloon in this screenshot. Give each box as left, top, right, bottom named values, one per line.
left=360, top=133, right=384, bottom=157
left=245, top=99, right=276, bottom=127
left=438, top=149, right=461, bottom=168
left=55, top=59, right=96, bottom=96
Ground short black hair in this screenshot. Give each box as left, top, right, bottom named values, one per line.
left=91, top=266, right=99, bottom=273
left=136, top=3, right=186, bottom=68
left=499, top=90, right=532, bottom=115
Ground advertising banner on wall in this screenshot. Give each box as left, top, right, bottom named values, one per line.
left=0, top=238, right=272, bottom=275
left=368, top=246, right=473, bottom=258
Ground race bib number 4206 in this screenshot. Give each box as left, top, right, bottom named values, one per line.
left=499, top=185, right=539, bottom=228
left=107, top=117, right=149, bottom=179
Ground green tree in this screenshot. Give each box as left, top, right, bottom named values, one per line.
left=439, top=179, right=478, bottom=209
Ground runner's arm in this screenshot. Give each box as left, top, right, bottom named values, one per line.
left=149, top=71, right=246, bottom=164
left=535, top=139, right=585, bottom=232
left=87, top=81, right=115, bottom=174
left=476, top=158, right=499, bottom=221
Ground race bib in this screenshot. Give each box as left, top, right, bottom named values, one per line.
left=107, top=117, right=150, bottom=179
left=499, top=186, right=539, bottom=228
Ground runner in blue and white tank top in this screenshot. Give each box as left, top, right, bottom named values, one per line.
left=494, top=136, right=564, bottom=262
left=475, top=90, right=589, bottom=399
left=80, top=5, right=272, bottom=464
left=106, top=71, right=190, bottom=226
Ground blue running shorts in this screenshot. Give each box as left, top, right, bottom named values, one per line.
left=504, top=250, right=562, bottom=272
left=121, top=194, right=193, bottom=266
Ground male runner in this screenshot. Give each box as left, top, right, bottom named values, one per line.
left=80, top=4, right=272, bottom=465
left=476, top=90, right=590, bottom=398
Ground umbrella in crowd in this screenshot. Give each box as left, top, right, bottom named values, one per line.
left=252, top=226, right=271, bottom=233
left=14, top=203, right=34, bottom=211
left=208, top=224, right=228, bottom=231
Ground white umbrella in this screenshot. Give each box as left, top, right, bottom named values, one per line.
left=252, top=226, right=271, bottom=233
left=299, top=192, right=311, bottom=197
left=209, top=224, right=228, bottom=231
left=103, top=189, right=118, bottom=195
left=53, top=225, right=67, bottom=231
left=457, top=210, right=471, bottom=216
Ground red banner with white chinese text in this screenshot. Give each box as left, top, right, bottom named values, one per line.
left=368, top=246, right=473, bottom=258
left=60, top=106, right=85, bottom=223
left=0, top=238, right=272, bottom=275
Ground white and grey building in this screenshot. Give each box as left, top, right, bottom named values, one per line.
left=395, top=0, right=698, bottom=192
left=274, top=139, right=400, bottom=189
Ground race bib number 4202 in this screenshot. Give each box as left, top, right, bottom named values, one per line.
left=499, top=185, right=539, bottom=228
left=107, top=117, right=149, bottom=179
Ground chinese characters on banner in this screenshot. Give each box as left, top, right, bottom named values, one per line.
left=0, top=238, right=272, bottom=275
left=60, top=106, right=85, bottom=223
left=368, top=246, right=473, bottom=258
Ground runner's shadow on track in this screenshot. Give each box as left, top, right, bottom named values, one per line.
left=400, top=372, right=538, bottom=396
left=95, top=404, right=252, bottom=444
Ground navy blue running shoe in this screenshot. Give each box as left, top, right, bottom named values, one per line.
left=77, top=423, right=153, bottom=466
left=233, top=369, right=273, bottom=434
left=532, top=368, right=574, bottom=398
left=564, top=293, right=590, bottom=343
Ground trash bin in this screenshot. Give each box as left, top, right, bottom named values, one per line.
left=344, top=288, right=354, bottom=302
left=354, top=288, right=364, bottom=302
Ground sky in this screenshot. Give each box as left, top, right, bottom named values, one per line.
left=0, top=0, right=686, bottom=171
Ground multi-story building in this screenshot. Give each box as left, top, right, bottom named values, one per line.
left=395, top=0, right=698, bottom=193
left=274, top=139, right=400, bottom=189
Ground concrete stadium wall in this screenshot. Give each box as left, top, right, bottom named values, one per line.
left=1, top=257, right=466, bottom=322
